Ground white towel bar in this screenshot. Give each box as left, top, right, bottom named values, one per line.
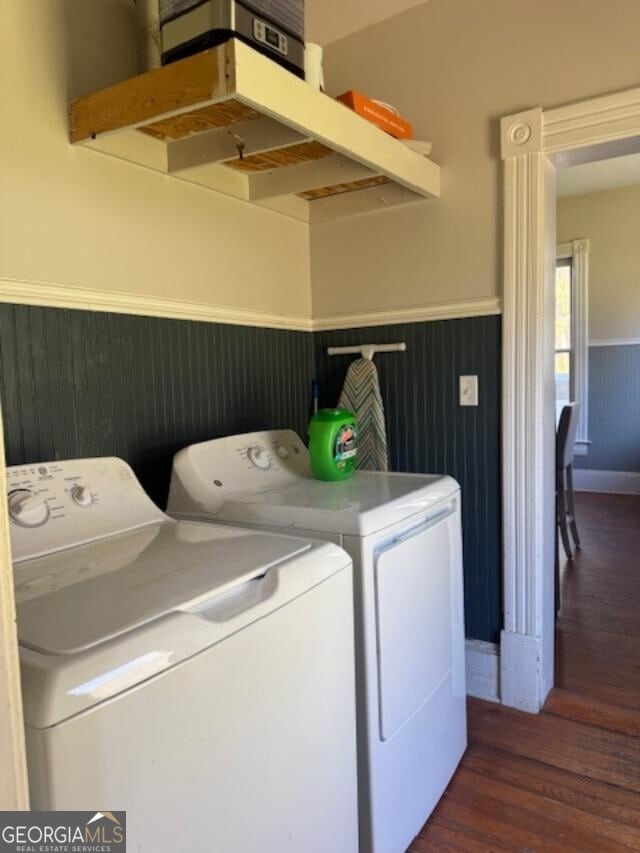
left=327, top=343, right=407, bottom=361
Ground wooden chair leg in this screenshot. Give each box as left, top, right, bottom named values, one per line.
left=555, top=503, right=561, bottom=615
left=566, top=464, right=581, bottom=548
left=557, top=469, right=573, bottom=560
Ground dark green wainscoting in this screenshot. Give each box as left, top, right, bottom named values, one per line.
left=0, top=304, right=502, bottom=643
left=0, top=304, right=314, bottom=508
left=315, top=316, right=502, bottom=643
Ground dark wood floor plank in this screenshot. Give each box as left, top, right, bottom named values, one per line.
left=465, top=744, right=640, bottom=829
left=455, top=763, right=640, bottom=849
left=463, top=784, right=629, bottom=851
left=425, top=784, right=607, bottom=852
left=545, top=688, right=640, bottom=738
left=469, top=721, right=640, bottom=791
left=413, top=700, right=640, bottom=850
left=410, top=818, right=499, bottom=853
left=556, top=661, right=640, bottom=693
left=556, top=493, right=640, bottom=709
left=556, top=628, right=640, bottom=657
left=558, top=612, right=640, bottom=638
left=556, top=676, right=640, bottom=713
left=470, top=698, right=640, bottom=758
left=411, top=494, right=640, bottom=850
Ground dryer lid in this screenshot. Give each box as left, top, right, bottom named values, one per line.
left=14, top=520, right=310, bottom=655
left=219, top=472, right=460, bottom=536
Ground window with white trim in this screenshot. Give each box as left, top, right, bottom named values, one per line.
left=555, top=259, right=572, bottom=416
left=555, top=240, right=590, bottom=455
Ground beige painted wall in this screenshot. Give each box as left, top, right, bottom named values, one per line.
left=558, top=185, right=640, bottom=342
left=0, top=0, right=311, bottom=321
left=310, top=0, right=640, bottom=320
left=306, top=0, right=430, bottom=47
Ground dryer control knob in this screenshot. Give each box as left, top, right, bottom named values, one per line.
left=276, top=445, right=289, bottom=460
left=71, top=485, right=93, bottom=507
left=247, top=446, right=271, bottom=470
left=8, top=490, right=50, bottom=528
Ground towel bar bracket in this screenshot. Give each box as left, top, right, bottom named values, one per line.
left=327, top=343, right=407, bottom=361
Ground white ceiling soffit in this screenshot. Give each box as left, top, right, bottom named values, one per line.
left=557, top=151, right=640, bottom=198
left=305, top=0, right=431, bottom=46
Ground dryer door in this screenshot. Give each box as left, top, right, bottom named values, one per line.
left=374, top=504, right=456, bottom=741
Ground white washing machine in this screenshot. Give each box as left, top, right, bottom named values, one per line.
left=9, top=456, right=358, bottom=853
left=168, top=430, right=468, bottom=853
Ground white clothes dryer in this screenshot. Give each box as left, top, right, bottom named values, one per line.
left=168, top=429, right=467, bottom=853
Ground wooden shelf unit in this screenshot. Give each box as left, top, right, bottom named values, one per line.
left=69, top=39, right=440, bottom=222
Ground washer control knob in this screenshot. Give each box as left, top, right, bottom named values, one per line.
left=247, top=445, right=271, bottom=470
left=8, top=490, right=50, bottom=528
left=276, top=445, right=289, bottom=460
left=71, top=485, right=93, bottom=507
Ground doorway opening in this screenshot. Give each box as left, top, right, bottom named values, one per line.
left=553, top=153, right=640, bottom=713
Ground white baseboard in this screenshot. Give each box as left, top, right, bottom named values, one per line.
left=573, top=469, right=640, bottom=495
left=465, top=639, right=500, bottom=703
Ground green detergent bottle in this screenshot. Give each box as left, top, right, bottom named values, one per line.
left=309, top=409, right=358, bottom=481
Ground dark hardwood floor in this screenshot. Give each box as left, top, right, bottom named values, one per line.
left=555, top=492, right=640, bottom=711
left=411, top=492, right=640, bottom=851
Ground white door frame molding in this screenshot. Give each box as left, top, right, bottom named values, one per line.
left=500, top=85, right=640, bottom=712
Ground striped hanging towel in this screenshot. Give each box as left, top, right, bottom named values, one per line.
left=338, top=358, right=388, bottom=471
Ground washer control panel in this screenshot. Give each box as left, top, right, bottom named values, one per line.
left=247, top=445, right=272, bottom=470
left=223, top=430, right=309, bottom=489
left=168, top=430, right=312, bottom=516
left=8, top=489, right=51, bottom=528
left=7, top=458, right=166, bottom=563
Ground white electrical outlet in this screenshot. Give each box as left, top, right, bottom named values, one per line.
left=459, top=375, right=479, bottom=407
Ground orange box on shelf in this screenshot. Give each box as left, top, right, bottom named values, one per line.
left=336, top=90, right=414, bottom=139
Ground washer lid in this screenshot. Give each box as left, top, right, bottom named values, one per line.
left=14, top=520, right=310, bottom=655
left=216, top=472, right=460, bottom=536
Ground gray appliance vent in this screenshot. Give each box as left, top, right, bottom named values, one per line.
left=159, top=0, right=202, bottom=25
